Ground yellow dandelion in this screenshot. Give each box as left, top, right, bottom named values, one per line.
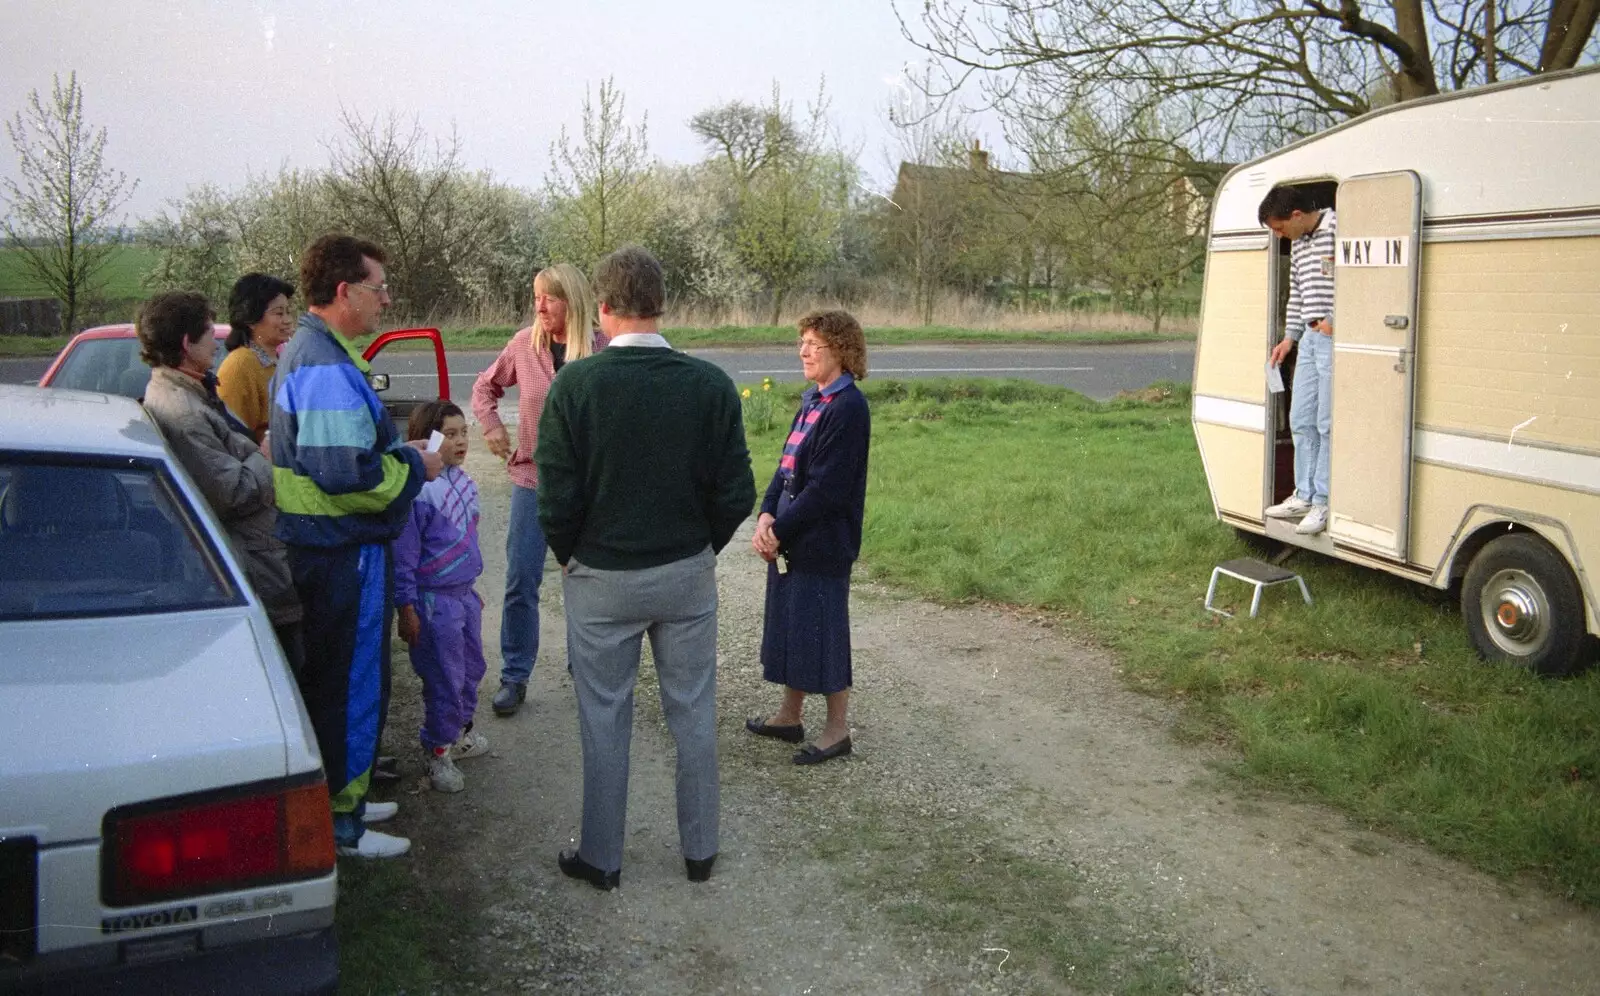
left=741, top=388, right=751, bottom=398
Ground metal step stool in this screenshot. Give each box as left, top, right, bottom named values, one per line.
left=1205, top=558, right=1312, bottom=618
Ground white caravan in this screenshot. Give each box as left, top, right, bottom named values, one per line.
left=1192, top=66, right=1600, bottom=675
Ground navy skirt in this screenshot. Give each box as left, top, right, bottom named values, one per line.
left=759, top=563, right=853, bottom=694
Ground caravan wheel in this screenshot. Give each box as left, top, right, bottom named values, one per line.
left=1461, top=533, right=1586, bottom=677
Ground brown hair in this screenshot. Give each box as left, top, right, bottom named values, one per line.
left=137, top=291, right=214, bottom=369
left=591, top=245, right=665, bottom=319
left=299, top=234, right=388, bottom=307
left=799, top=309, right=867, bottom=380
left=406, top=399, right=466, bottom=442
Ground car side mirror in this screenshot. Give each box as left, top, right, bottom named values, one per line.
left=367, top=373, right=390, bottom=393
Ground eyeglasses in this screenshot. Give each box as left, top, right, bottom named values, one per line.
left=349, top=281, right=390, bottom=296
left=797, top=338, right=830, bottom=353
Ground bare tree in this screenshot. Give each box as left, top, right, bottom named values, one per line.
left=899, top=0, right=1600, bottom=160
left=324, top=110, right=521, bottom=318
left=2, top=72, right=136, bottom=334
left=544, top=78, right=657, bottom=269
left=693, top=83, right=847, bottom=325
left=690, top=100, right=800, bottom=184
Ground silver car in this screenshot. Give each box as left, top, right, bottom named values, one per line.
left=0, top=385, right=337, bottom=995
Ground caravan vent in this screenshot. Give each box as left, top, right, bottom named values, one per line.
left=1245, top=171, right=1268, bottom=187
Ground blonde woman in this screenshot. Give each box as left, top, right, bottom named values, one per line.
left=471, top=264, right=608, bottom=716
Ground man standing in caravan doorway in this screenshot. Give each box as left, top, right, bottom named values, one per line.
left=1262, top=187, right=1338, bottom=535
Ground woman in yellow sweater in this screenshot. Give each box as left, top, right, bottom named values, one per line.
left=217, top=273, right=296, bottom=441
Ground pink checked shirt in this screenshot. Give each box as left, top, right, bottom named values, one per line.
left=470, top=326, right=609, bottom=490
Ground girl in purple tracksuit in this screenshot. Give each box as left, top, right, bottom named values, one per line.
left=395, top=401, right=488, bottom=793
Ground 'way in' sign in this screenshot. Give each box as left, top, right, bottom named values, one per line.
left=1338, top=236, right=1409, bottom=267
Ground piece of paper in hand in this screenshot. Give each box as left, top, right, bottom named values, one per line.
left=427, top=430, right=445, bottom=452
left=1266, top=362, right=1286, bottom=394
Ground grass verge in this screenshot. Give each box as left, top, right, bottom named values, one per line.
left=334, top=858, right=458, bottom=995
left=0, top=336, right=71, bottom=357
left=738, top=377, right=1600, bottom=907
left=386, top=324, right=1194, bottom=354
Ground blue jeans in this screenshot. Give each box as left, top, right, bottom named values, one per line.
left=1290, top=329, right=1333, bottom=507
left=500, top=484, right=547, bottom=685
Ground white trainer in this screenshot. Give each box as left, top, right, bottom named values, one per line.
left=1296, top=505, right=1329, bottom=534
left=361, top=801, right=398, bottom=824
left=337, top=828, right=411, bottom=859
left=1265, top=495, right=1312, bottom=519
left=453, top=729, right=489, bottom=760
left=426, top=747, right=465, bottom=793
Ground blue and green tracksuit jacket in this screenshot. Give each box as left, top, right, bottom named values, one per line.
left=269, top=313, right=425, bottom=822
left=269, top=313, right=424, bottom=547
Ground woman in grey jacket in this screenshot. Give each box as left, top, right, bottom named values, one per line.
left=137, top=290, right=304, bottom=674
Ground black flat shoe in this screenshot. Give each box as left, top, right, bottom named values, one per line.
left=793, top=737, right=853, bottom=766
left=745, top=716, right=805, bottom=743
left=371, top=755, right=400, bottom=783
left=558, top=848, right=619, bottom=891
left=685, top=854, right=716, bottom=883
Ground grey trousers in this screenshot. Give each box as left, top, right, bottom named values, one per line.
left=562, top=546, right=720, bottom=873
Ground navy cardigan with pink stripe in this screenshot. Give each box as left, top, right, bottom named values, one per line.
left=760, top=378, right=870, bottom=577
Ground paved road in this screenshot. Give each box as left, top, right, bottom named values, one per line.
left=0, top=341, right=1196, bottom=405
left=364, top=341, right=1195, bottom=406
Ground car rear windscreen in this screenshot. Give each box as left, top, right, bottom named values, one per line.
left=47, top=339, right=149, bottom=397
left=0, top=457, right=241, bottom=620
left=48, top=338, right=226, bottom=398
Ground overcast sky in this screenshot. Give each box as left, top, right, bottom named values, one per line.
left=3, top=0, right=1006, bottom=220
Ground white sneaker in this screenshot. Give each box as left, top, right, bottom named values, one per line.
left=1265, top=495, right=1312, bottom=519
left=361, top=801, right=398, bottom=824
left=452, top=728, right=489, bottom=760
left=337, top=828, right=411, bottom=859
left=1295, top=505, right=1329, bottom=534
left=426, top=747, right=465, bottom=793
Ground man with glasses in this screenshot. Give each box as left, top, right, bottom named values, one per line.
left=270, top=234, right=443, bottom=858
left=536, top=245, right=755, bottom=889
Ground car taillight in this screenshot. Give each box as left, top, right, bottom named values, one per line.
left=104, top=777, right=334, bottom=906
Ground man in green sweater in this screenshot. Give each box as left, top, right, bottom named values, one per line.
left=536, top=245, right=755, bottom=890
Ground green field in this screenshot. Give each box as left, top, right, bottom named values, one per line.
left=739, top=379, right=1600, bottom=907
left=0, top=244, right=158, bottom=300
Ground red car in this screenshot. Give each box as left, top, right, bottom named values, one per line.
left=39, top=324, right=450, bottom=421
left=38, top=324, right=231, bottom=398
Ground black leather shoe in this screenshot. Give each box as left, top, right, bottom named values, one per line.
left=371, top=755, right=401, bottom=783
left=745, top=716, right=805, bottom=743
left=685, top=855, right=716, bottom=883
left=793, top=737, right=852, bottom=766
left=491, top=681, right=527, bottom=717
left=558, top=849, right=619, bottom=891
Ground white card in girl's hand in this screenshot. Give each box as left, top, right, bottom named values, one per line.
left=427, top=430, right=445, bottom=452
left=1266, top=362, right=1286, bottom=394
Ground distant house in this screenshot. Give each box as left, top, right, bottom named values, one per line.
left=888, top=141, right=1226, bottom=303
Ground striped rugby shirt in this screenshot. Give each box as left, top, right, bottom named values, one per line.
left=1284, top=208, right=1337, bottom=342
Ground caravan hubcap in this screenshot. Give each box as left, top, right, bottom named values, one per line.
left=1482, top=569, right=1548, bottom=655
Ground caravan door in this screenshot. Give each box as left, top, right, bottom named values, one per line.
left=1329, top=171, right=1422, bottom=560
